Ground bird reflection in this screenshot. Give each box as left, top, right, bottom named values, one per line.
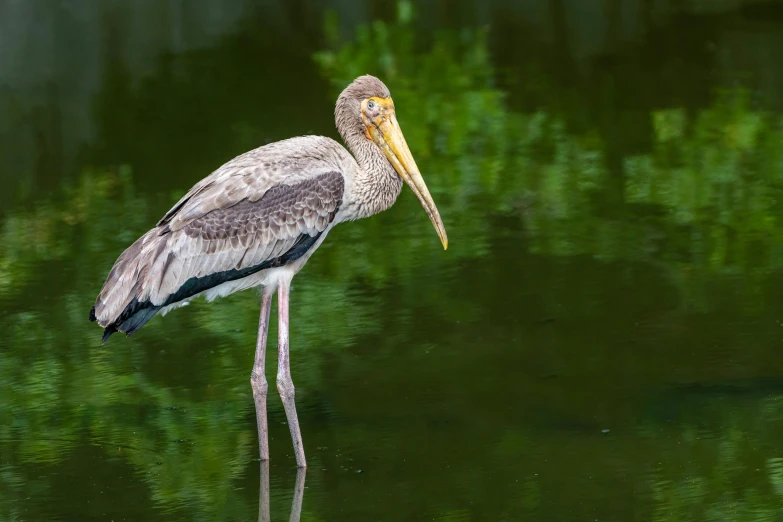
left=258, top=461, right=306, bottom=522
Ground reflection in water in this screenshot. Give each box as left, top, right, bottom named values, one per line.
left=259, top=462, right=270, bottom=522
left=258, top=463, right=305, bottom=522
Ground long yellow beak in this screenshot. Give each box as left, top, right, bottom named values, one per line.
left=364, top=97, right=448, bottom=250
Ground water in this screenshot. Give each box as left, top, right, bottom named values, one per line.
left=3, top=1, right=783, bottom=520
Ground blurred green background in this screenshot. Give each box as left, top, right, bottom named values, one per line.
left=2, top=0, right=783, bottom=520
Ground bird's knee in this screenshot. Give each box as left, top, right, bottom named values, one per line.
left=276, top=377, right=295, bottom=400
left=251, top=372, right=268, bottom=396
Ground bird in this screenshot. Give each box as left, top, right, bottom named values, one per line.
left=89, top=75, right=448, bottom=468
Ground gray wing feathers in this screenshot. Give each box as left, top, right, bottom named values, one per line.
left=92, top=147, right=346, bottom=329
left=92, top=228, right=161, bottom=327
left=158, top=136, right=348, bottom=231
left=155, top=170, right=344, bottom=300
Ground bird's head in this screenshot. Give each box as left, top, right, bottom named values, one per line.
left=336, top=75, right=448, bottom=250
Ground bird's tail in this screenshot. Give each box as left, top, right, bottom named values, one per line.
left=90, top=229, right=168, bottom=343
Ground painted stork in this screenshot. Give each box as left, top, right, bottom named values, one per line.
left=89, top=75, right=448, bottom=468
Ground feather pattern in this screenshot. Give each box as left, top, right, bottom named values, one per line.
left=91, top=163, right=344, bottom=338
left=158, top=136, right=349, bottom=232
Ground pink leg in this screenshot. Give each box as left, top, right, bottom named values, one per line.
left=276, top=279, right=306, bottom=468
left=251, top=287, right=274, bottom=461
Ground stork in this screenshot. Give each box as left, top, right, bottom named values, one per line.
left=89, top=75, right=448, bottom=468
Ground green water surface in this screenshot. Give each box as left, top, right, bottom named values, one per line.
left=3, top=1, right=783, bottom=520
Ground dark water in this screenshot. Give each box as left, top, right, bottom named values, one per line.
left=3, top=1, right=783, bottom=520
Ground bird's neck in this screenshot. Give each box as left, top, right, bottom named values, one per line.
left=342, top=129, right=403, bottom=220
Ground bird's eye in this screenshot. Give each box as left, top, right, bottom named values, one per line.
left=367, top=100, right=376, bottom=110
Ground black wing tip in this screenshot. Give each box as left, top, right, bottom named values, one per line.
left=101, top=325, right=117, bottom=344
left=99, top=303, right=160, bottom=345
left=89, top=305, right=97, bottom=322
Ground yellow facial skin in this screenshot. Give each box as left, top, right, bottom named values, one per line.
left=362, top=96, right=448, bottom=250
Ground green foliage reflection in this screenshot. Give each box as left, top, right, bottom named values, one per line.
left=1, top=3, right=783, bottom=521
left=315, top=2, right=783, bottom=312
